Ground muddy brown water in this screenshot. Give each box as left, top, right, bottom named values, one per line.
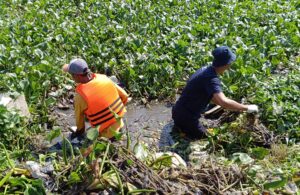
left=53, top=101, right=174, bottom=148
left=52, top=100, right=210, bottom=164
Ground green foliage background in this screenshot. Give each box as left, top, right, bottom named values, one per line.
left=0, top=0, right=299, bottom=193
left=0, top=0, right=299, bottom=131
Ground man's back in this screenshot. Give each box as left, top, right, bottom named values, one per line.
left=174, top=65, right=222, bottom=118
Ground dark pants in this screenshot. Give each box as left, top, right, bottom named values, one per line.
left=172, top=106, right=206, bottom=139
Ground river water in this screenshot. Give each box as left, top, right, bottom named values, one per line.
left=53, top=100, right=210, bottom=164
left=54, top=101, right=173, bottom=148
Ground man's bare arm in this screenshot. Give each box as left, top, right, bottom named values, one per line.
left=211, top=92, right=248, bottom=112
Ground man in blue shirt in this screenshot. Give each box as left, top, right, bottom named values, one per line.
left=172, top=46, right=258, bottom=139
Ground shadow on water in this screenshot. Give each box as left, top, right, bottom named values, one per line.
left=158, top=121, right=193, bottom=162
left=126, top=101, right=195, bottom=162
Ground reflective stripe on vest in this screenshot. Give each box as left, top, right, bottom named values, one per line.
left=89, top=97, right=124, bottom=124
left=76, top=73, right=126, bottom=131
left=88, top=97, right=121, bottom=118
left=92, top=104, right=124, bottom=127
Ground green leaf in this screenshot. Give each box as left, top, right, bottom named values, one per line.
left=24, top=181, right=45, bottom=195
left=248, top=165, right=263, bottom=178
left=229, top=85, right=238, bottom=92
left=87, top=127, right=99, bottom=141
left=232, top=153, right=254, bottom=165
left=34, top=49, right=44, bottom=59
left=264, top=177, right=287, bottom=189
left=30, top=179, right=46, bottom=195
left=94, top=142, right=106, bottom=152
left=126, top=182, right=138, bottom=192
left=112, top=130, right=123, bottom=141
left=126, top=159, right=134, bottom=166
left=0, top=169, right=12, bottom=188
left=133, top=142, right=148, bottom=160
left=68, top=172, right=81, bottom=185
left=151, top=154, right=173, bottom=169
left=103, top=171, right=119, bottom=188
left=24, top=184, right=37, bottom=195
left=46, top=127, right=61, bottom=142
left=251, top=147, right=269, bottom=160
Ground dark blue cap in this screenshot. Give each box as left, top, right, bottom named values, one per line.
left=66, top=58, right=88, bottom=74
left=212, top=46, right=236, bottom=67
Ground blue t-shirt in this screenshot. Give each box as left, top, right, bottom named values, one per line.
left=174, top=65, right=222, bottom=119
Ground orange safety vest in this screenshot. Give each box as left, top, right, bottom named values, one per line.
left=76, top=73, right=126, bottom=132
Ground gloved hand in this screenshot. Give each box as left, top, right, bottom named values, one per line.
left=247, top=105, right=259, bottom=113
left=70, top=131, right=85, bottom=141
left=70, top=127, right=85, bottom=140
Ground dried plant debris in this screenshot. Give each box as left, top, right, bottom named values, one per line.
left=111, top=146, right=175, bottom=194
left=161, top=158, right=244, bottom=194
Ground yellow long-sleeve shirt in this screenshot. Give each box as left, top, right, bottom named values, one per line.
left=74, top=83, right=128, bottom=138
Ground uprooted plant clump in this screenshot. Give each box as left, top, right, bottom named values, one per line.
left=214, top=112, right=276, bottom=149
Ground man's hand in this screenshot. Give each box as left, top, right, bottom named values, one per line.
left=70, top=127, right=85, bottom=140
left=247, top=105, right=259, bottom=113
left=127, top=97, right=132, bottom=103
left=70, top=131, right=85, bottom=140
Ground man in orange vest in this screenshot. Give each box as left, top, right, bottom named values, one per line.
left=62, top=58, right=129, bottom=140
